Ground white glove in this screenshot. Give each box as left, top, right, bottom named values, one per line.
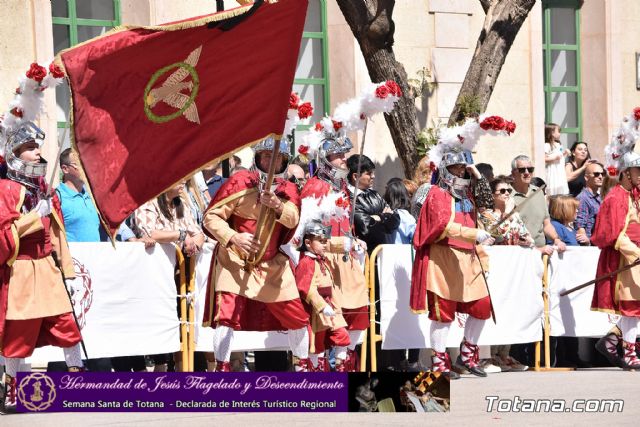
left=33, top=198, right=52, bottom=218
left=322, top=305, right=336, bottom=317
left=476, top=230, right=492, bottom=244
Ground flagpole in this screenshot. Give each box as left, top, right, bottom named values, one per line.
left=346, top=119, right=368, bottom=258
left=46, top=124, right=69, bottom=196
left=245, top=137, right=281, bottom=271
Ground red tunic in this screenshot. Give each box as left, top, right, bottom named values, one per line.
left=0, top=179, right=80, bottom=355
left=591, top=184, right=640, bottom=316
left=411, top=186, right=490, bottom=316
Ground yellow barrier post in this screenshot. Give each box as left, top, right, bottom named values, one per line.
left=534, top=254, right=573, bottom=372
left=368, top=245, right=385, bottom=372
left=187, top=256, right=196, bottom=372
left=177, top=248, right=188, bottom=372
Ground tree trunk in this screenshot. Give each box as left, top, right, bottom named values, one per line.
left=448, top=0, right=536, bottom=125
left=336, top=0, right=420, bottom=178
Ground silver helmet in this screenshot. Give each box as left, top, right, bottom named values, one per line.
left=251, top=136, right=291, bottom=190
left=317, top=134, right=353, bottom=187
left=2, top=121, right=47, bottom=190
left=621, top=150, right=640, bottom=171
left=303, top=219, right=332, bottom=240
left=437, top=146, right=471, bottom=199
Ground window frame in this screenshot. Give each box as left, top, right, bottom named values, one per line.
left=52, top=0, right=121, bottom=130
left=542, top=0, right=582, bottom=145
left=293, top=0, right=330, bottom=128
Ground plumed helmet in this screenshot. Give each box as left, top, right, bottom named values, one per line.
left=2, top=121, right=47, bottom=189
left=317, top=134, right=352, bottom=185
left=621, top=149, right=640, bottom=171
left=303, top=219, right=332, bottom=240
left=251, top=136, right=291, bottom=187
left=437, top=146, right=471, bottom=199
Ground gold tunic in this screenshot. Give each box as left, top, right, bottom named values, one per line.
left=425, top=214, right=489, bottom=303
left=6, top=201, right=75, bottom=320
left=614, top=197, right=640, bottom=303
left=302, top=256, right=347, bottom=334
left=203, top=188, right=300, bottom=302
left=326, top=237, right=369, bottom=309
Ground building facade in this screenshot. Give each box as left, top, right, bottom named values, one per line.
left=1, top=0, right=638, bottom=188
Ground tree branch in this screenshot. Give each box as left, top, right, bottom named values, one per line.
left=479, top=0, right=492, bottom=14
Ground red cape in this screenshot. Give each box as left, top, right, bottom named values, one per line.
left=590, top=184, right=629, bottom=312
left=410, top=187, right=454, bottom=312
left=0, top=179, right=65, bottom=349
left=202, top=169, right=302, bottom=331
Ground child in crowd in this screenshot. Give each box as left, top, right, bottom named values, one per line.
left=547, top=195, right=589, bottom=246
left=544, top=123, right=569, bottom=196
left=295, top=220, right=350, bottom=371
left=384, top=178, right=417, bottom=244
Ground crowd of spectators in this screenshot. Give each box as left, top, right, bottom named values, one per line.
left=48, top=127, right=611, bottom=373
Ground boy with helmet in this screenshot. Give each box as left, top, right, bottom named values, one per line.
left=295, top=219, right=350, bottom=371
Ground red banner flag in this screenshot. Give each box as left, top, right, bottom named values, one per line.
left=57, top=0, right=308, bottom=236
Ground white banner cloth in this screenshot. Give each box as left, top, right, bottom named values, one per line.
left=378, top=245, right=544, bottom=349
left=29, top=243, right=180, bottom=363
left=194, top=243, right=290, bottom=352
left=547, top=247, right=623, bottom=337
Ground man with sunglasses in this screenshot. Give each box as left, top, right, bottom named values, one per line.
left=575, top=162, right=605, bottom=242
left=511, top=155, right=567, bottom=256
left=286, top=163, right=306, bottom=191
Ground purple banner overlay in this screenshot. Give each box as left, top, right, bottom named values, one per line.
left=16, top=372, right=348, bottom=412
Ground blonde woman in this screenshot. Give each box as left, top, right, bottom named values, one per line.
left=410, top=156, right=433, bottom=219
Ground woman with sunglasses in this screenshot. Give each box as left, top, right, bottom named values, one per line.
left=477, top=176, right=532, bottom=373
left=478, top=176, right=533, bottom=247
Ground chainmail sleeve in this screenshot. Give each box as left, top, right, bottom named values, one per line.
left=411, top=183, right=431, bottom=219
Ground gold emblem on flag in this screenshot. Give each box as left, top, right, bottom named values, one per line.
left=143, top=45, right=202, bottom=124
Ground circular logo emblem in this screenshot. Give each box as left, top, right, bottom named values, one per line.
left=71, top=257, right=93, bottom=329
left=142, top=45, right=202, bottom=125
left=18, top=373, right=57, bottom=412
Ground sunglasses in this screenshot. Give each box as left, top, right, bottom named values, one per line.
left=591, top=172, right=604, bottom=177
left=516, top=167, right=535, bottom=174
left=494, top=188, right=513, bottom=195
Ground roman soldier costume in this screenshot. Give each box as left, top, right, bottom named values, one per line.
left=592, top=143, right=640, bottom=369
left=202, top=136, right=310, bottom=372
left=411, top=146, right=493, bottom=379
left=300, top=125, right=369, bottom=371
left=0, top=122, right=83, bottom=414
left=295, top=220, right=350, bottom=371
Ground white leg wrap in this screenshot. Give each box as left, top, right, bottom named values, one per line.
left=309, top=353, right=320, bottom=368
left=619, top=315, right=639, bottom=343
left=213, top=326, right=234, bottom=362
left=288, top=327, right=309, bottom=358
left=430, top=320, right=451, bottom=353
left=464, top=315, right=485, bottom=345
left=4, top=358, right=22, bottom=377
left=335, top=346, right=348, bottom=361
left=348, top=330, right=365, bottom=351
left=63, top=343, right=84, bottom=369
